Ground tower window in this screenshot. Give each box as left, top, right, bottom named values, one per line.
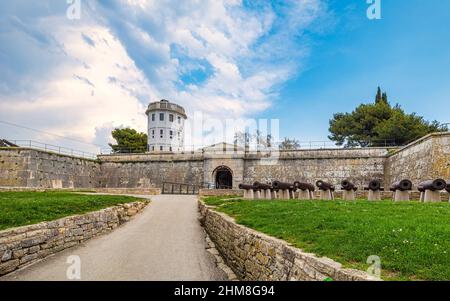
left=169, top=146, right=172, bottom=152
left=160, top=146, right=163, bottom=151
left=177, top=116, right=181, bottom=124
left=169, top=114, right=174, bottom=122
left=152, top=114, right=155, bottom=121
left=160, top=113, right=164, bottom=121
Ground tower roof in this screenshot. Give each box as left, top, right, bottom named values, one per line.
left=145, top=99, right=187, bottom=119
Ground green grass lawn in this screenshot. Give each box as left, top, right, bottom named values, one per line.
left=203, top=196, right=450, bottom=281
left=0, top=192, right=145, bottom=231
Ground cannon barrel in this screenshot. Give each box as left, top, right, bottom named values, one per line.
left=316, top=180, right=335, bottom=191
left=390, top=179, right=413, bottom=191
left=341, top=180, right=357, bottom=191
left=417, top=179, right=447, bottom=192
left=272, top=181, right=295, bottom=190
left=446, top=180, right=450, bottom=193
left=253, top=181, right=272, bottom=190
left=364, top=180, right=382, bottom=191
left=239, top=183, right=257, bottom=190
left=294, top=181, right=315, bottom=191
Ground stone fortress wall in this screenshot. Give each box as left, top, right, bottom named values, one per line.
left=1, top=132, right=449, bottom=191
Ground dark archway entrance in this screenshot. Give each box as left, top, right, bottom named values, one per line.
left=214, top=166, right=233, bottom=189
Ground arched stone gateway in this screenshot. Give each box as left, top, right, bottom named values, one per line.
left=213, top=166, right=233, bottom=189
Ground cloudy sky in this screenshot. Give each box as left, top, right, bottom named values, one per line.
left=0, top=0, right=449, bottom=153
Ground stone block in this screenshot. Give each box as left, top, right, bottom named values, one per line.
left=368, top=190, right=381, bottom=201
left=297, top=189, right=313, bottom=200
left=0, top=259, right=19, bottom=275
left=394, top=190, right=410, bottom=202
left=319, top=190, right=334, bottom=200
left=421, top=190, right=441, bottom=202
left=342, top=190, right=356, bottom=201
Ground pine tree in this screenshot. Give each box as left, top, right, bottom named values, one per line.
left=381, top=92, right=388, bottom=104
left=375, top=86, right=382, bottom=103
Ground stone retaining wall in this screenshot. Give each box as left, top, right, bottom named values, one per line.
left=94, top=188, right=161, bottom=195
left=198, top=200, right=379, bottom=281
left=0, top=201, right=148, bottom=276
left=0, top=187, right=161, bottom=195
left=199, top=189, right=244, bottom=197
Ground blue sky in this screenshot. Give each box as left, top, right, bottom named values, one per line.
left=258, top=0, right=450, bottom=141
left=0, top=0, right=449, bottom=151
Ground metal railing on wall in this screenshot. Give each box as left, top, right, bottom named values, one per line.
left=1, top=140, right=98, bottom=160
left=161, top=182, right=232, bottom=194
left=99, top=139, right=399, bottom=155
left=2, top=138, right=400, bottom=159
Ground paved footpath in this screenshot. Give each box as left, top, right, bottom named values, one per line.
left=1, top=195, right=226, bottom=281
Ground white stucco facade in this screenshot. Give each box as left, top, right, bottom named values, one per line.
left=145, top=99, right=187, bottom=152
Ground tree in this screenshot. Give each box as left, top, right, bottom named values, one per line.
left=109, top=128, right=148, bottom=153
left=328, top=87, right=447, bottom=147
left=279, top=137, right=300, bottom=150
left=375, top=86, right=382, bottom=103
left=374, top=108, right=445, bottom=145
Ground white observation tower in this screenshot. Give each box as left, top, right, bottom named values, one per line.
left=145, top=99, right=187, bottom=152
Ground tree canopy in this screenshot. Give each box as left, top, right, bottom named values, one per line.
left=279, top=138, right=300, bottom=150
left=109, top=128, right=148, bottom=153
left=328, top=87, right=447, bottom=147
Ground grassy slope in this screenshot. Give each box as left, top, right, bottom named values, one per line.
left=0, top=192, right=144, bottom=231
left=203, top=196, right=450, bottom=281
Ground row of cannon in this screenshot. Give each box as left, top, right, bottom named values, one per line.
left=238, top=179, right=450, bottom=202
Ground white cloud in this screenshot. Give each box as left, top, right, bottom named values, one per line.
left=0, top=0, right=328, bottom=149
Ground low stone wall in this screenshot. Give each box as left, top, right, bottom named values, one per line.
left=0, top=201, right=148, bottom=276
left=0, top=187, right=161, bottom=195
left=199, top=200, right=379, bottom=281
left=94, top=188, right=161, bottom=195
left=199, top=189, right=244, bottom=197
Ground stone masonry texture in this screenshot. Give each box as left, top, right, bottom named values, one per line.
left=0, top=132, right=449, bottom=190
left=198, top=200, right=379, bottom=281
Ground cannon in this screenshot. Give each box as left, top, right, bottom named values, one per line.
left=341, top=180, right=357, bottom=191
left=239, top=183, right=258, bottom=200
left=418, top=179, right=446, bottom=192
left=418, top=179, right=446, bottom=202
left=390, top=179, right=413, bottom=201
left=341, top=180, right=357, bottom=201
left=272, top=181, right=295, bottom=199
left=294, top=181, right=315, bottom=191
left=316, top=180, right=335, bottom=191
left=253, top=181, right=273, bottom=200
left=253, top=181, right=272, bottom=190
left=390, top=180, right=413, bottom=192
left=294, top=181, right=315, bottom=200
left=364, top=180, right=383, bottom=201
left=239, top=183, right=257, bottom=190
left=447, top=181, right=450, bottom=202
left=315, top=180, right=335, bottom=200
left=365, top=180, right=382, bottom=192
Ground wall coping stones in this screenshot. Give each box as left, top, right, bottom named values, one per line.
left=198, top=200, right=380, bottom=281
left=0, top=187, right=161, bottom=195
left=0, top=201, right=148, bottom=277
left=386, top=132, right=450, bottom=157
left=0, top=147, right=98, bottom=162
